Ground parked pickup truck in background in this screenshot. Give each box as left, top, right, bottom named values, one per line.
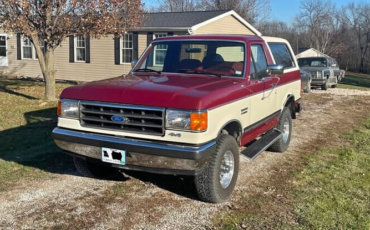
left=52, top=35, right=302, bottom=203
left=298, top=56, right=344, bottom=90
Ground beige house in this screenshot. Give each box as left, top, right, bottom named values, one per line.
left=0, top=10, right=261, bottom=82
left=295, top=48, right=330, bottom=59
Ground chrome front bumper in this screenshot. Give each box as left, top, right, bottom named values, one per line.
left=52, top=128, right=216, bottom=175
left=311, top=78, right=326, bottom=86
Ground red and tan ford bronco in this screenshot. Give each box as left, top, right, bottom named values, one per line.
left=52, top=35, right=302, bottom=203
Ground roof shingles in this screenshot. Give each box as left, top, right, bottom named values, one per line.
left=143, top=10, right=229, bottom=28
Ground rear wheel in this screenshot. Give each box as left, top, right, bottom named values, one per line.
left=74, top=157, right=120, bottom=179
left=195, top=134, right=239, bottom=203
left=268, top=107, right=292, bottom=153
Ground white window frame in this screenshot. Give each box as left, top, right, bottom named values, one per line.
left=0, top=34, right=8, bottom=66
left=121, top=33, right=133, bottom=64
left=21, top=36, right=44, bottom=60
left=21, top=37, right=34, bottom=60
left=153, top=33, right=167, bottom=66
left=75, top=36, right=86, bottom=62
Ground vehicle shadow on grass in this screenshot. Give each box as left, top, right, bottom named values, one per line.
left=0, top=107, right=76, bottom=177
left=0, top=107, right=198, bottom=199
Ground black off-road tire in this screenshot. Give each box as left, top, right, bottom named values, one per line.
left=321, top=81, right=328, bottom=91
left=74, top=157, right=120, bottom=179
left=194, top=134, right=239, bottom=203
left=268, top=107, right=292, bottom=153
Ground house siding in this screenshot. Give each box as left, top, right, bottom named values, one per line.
left=1, top=32, right=188, bottom=81
left=194, top=15, right=254, bottom=35
left=1, top=13, right=257, bottom=82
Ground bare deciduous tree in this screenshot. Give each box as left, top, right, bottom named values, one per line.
left=342, top=2, right=370, bottom=72
left=149, top=0, right=201, bottom=12
left=295, top=0, right=340, bottom=56
left=0, top=0, right=143, bottom=100
left=200, top=0, right=271, bottom=25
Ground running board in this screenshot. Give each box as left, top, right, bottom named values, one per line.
left=240, top=129, right=282, bottom=160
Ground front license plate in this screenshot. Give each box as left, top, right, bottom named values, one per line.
left=102, top=148, right=126, bottom=165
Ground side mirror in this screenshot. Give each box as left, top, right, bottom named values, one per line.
left=131, top=60, right=138, bottom=68
left=268, top=64, right=284, bottom=75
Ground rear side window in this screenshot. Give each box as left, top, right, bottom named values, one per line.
left=268, top=43, right=295, bottom=68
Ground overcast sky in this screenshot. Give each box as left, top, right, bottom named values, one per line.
left=144, top=0, right=367, bottom=24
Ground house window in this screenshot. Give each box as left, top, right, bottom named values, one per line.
left=122, top=33, right=133, bottom=63
left=75, top=36, right=86, bottom=62
left=153, top=33, right=167, bottom=66
left=22, top=37, right=33, bottom=59
left=22, top=37, right=44, bottom=60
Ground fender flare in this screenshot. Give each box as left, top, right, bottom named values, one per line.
left=281, top=94, right=295, bottom=110
left=218, top=119, right=243, bottom=145
left=282, top=94, right=296, bottom=119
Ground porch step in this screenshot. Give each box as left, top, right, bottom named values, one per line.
left=240, top=129, right=282, bottom=160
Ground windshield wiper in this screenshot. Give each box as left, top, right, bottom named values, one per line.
left=178, top=69, right=224, bottom=78
left=134, top=68, right=161, bottom=75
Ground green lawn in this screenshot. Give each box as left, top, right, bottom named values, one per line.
left=214, top=118, right=370, bottom=230
left=338, top=72, right=370, bottom=90
left=0, top=78, right=73, bottom=191
left=293, top=119, right=370, bottom=229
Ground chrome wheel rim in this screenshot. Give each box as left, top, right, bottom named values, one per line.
left=282, top=118, right=290, bottom=143
left=220, top=150, right=234, bottom=189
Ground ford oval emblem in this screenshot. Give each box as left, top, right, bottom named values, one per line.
left=111, top=115, right=125, bottom=123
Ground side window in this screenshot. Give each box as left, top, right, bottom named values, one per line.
left=250, top=56, right=256, bottom=79
left=268, top=43, right=295, bottom=68
left=251, top=45, right=268, bottom=79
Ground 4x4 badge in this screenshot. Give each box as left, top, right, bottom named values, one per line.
left=168, top=133, right=181, bottom=137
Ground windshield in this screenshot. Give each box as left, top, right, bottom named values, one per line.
left=298, top=58, right=328, bottom=67
left=133, top=40, right=246, bottom=77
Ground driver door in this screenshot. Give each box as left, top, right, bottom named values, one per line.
left=249, top=44, right=278, bottom=125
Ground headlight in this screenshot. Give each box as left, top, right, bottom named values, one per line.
left=166, top=110, right=207, bottom=131
left=57, top=99, right=79, bottom=118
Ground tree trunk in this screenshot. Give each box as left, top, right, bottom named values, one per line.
left=32, top=36, right=56, bottom=101
left=43, top=50, right=56, bottom=100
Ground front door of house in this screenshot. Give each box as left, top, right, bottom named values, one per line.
left=0, top=35, right=8, bottom=67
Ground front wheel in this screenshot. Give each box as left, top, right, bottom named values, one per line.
left=268, top=107, right=292, bottom=153
left=195, top=134, right=239, bottom=203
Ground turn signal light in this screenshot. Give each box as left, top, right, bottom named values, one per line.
left=190, top=112, right=208, bottom=131
left=57, top=100, right=62, bottom=116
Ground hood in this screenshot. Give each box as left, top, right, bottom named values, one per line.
left=61, top=73, right=243, bottom=110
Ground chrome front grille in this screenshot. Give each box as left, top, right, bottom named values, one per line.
left=79, top=102, right=165, bottom=136
left=310, top=71, right=318, bottom=78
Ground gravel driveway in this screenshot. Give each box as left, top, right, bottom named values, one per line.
left=1, top=88, right=369, bottom=230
